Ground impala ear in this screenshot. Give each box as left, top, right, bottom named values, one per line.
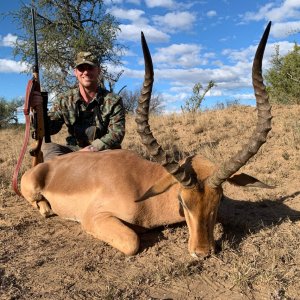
left=135, top=174, right=177, bottom=202
left=227, top=173, right=275, bottom=189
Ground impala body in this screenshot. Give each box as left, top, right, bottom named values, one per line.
left=20, top=22, right=273, bottom=257
left=21, top=150, right=220, bottom=256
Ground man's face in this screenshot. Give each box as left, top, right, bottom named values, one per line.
left=74, top=64, right=100, bottom=88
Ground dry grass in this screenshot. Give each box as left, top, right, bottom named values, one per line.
left=1, top=104, right=300, bottom=299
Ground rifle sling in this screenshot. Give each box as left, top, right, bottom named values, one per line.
left=12, top=80, right=34, bottom=197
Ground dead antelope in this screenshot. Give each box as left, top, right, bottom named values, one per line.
left=21, top=22, right=273, bottom=258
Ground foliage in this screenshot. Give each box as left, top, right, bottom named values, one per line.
left=120, top=88, right=164, bottom=114
left=9, top=0, right=123, bottom=95
left=120, top=89, right=139, bottom=114
left=0, top=97, right=22, bottom=127
left=265, top=43, right=300, bottom=104
left=214, top=98, right=240, bottom=110
left=181, top=81, right=215, bottom=113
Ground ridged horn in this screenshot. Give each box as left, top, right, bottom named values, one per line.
left=135, top=32, right=197, bottom=187
left=207, top=21, right=272, bottom=188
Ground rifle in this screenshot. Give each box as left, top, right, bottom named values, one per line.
left=12, top=8, right=51, bottom=196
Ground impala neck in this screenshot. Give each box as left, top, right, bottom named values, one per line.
left=136, top=184, right=185, bottom=228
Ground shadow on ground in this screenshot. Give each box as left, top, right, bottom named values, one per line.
left=217, top=191, right=300, bottom=248
left=136, top=191, right=300, bottom=253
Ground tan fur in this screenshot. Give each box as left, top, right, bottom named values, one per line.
left=21, top=149, right=269, bottom=257
left=21, top=150, right=185, bottom=255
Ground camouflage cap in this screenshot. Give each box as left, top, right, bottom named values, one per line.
left=74, top=52, right=99, bottom=68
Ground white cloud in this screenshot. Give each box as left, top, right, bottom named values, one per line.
left=243, top=3, right=274, bottom=22
left=122, top=48, right=137, bottom=57
left=117, top=48, right=280, bottom=113
left=0, top=34, right=17, bottom=47
left=222, top=41, right=296, bottom=66
left=120, top=38, right=297, bottom=104
left=163, top=90, right=189, bottom=102
left=244, top=0, right=300, bottom=22
left=222, top=45, right=256, bottom=63
left=126, top=65, right=247, bottom=90
left=152, top=11, right=196, bottom=32
left=108, top=7, right=146, bottom=23
left=120, top=66, right=144, bottom=82
left=104, top=0, right=123, bottom=5
left=207, top=10, right=217, bottom=17
left=272, top=21, right=300, bottom=38
left=145, top=0, right=175, bottom=8
left=203, top=52, right=216, bottom=59
left=119, top=24, right=170, bottom=42
left=232, top=93, right=255, bottom=100
left=152, top=44, right=203, bottom=68
left=0, top=59, right=28, bottom=73
left=161, top=66, right=254, bottom=103
left=267, top=41, right=297, bottom=57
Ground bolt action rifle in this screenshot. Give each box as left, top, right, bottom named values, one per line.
left=12, top=8, right=51, bottom=196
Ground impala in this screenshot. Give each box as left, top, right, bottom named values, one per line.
left=21, top=22, right=273, bottom=257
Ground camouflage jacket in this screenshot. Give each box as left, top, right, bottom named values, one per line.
left=48, top=86, right=125, bottom=150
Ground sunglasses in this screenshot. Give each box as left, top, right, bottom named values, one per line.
left=76, top=64, right=96, bottom=72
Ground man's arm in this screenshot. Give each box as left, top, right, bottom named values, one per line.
left=47, top=98, right=65, bottom=135
left=91, top=96, right=125, bottom=151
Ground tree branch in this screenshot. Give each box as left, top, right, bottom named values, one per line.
left=286, top=72, right=300, bottom=83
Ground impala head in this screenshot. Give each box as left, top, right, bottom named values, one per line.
left=136, top=22, right=273, bottom=258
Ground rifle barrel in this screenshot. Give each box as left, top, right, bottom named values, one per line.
left=31, top=8, right=39, bottom=75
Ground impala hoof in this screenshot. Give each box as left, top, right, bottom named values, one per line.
left=190, top=247, right=214, bottom=259
left=37, top=200, right=52, bottom=218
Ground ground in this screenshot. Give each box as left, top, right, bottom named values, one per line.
left=1, top=105, right=300, bottom=299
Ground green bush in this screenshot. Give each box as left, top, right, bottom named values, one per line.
left=0, top=97, right=23, bottom=127
left=265, top=43, right=300, bottom=104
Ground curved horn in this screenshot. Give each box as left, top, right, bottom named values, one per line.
left=207, top=21, right=272, bottom=188
left=135, top=32, right=197, bottom=187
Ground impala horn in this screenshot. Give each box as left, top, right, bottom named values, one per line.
left=135, top=32, right=197, bottom=188
left=207, top=21, right=272, bottom=188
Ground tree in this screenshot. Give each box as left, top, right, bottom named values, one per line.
left=265, top=43, right=300, bottom=104
left=150, top=93, right=165, bottom=114
left=181, top=80, right=215, bottom=113
left=120, top=89, right=139, bottom=114
left=0, top=97, right=23, bottom=127
left=120, top=88, right=164, bottom=114
left=9, top=0, right=124, bottom=95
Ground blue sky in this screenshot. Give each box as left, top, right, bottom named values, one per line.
left=0, top=0, right=299, bottom=113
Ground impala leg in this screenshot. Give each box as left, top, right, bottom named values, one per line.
left=25, top=194, right=52, bottom=218
left=21, top=165, right=53, bottom=217
left=21, top=177, right=52, bottom=217
left=82, top=214, right=140, bottom=256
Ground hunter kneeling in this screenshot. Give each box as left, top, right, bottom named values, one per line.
left=32, top=51, right=125, bottom=161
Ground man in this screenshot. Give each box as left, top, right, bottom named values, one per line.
left=37, top=51, right=125, bottom=161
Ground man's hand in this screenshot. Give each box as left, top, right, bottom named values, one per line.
left=30, top=91, right=43, bottom=108
left=80, top=145, right=99, bottom=152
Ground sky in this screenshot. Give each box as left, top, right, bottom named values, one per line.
left=0, top=0, right=299, bottom=114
